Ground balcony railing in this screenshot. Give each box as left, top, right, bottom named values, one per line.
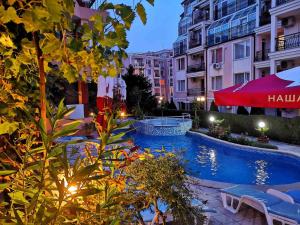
left=193, top=14, right=209, bottom=25
left=189, top=39, right=202, bottom=49
left=174, top=46, right=187, bottom=57
left=187, top=63, right=205, bottom=73
left=187, top=88, right=205, bottom=96
left=231, top=21, right=256, bottom=40
left=276, top=32, right=300, bottom=51
left=207, top=21, right=255, bottom=47
left=276, top=0, right=294, bottom=6
left=134, top=62, right=144, bottom=67
left=255, top=49, right=270, bottom=62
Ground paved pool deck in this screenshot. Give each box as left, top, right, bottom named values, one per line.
left=187, top=177, right=300, bottom=225
left=197, top=128, right=300, bottom=155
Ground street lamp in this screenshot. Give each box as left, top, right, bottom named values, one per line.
left=159, top=96, right=163, bottom=101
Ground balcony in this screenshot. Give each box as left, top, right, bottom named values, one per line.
left=255, top=49, right=270, bottom=61
left=207, top=21, right=256, bottom=47
left=276, top=32, right=300, bottom=51
left=231, top=21, right=256, bottom=40
left=276, top=0, right=294, bottom=6
left=187, top=63, right=205, bottom=73
left=174, top=46, right=187, bottom=57
left=260, top=12, right=271, bottom=26
left=193, top=13, right=209, bottom=25
left=187, top=88, right=205, bottom=96
left=189, top=39, right=202, bottom=49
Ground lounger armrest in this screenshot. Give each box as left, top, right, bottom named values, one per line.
left=267, top=189, right=294, bottom=204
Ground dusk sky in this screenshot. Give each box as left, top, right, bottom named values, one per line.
left=112, top=0, right=182, bottom=53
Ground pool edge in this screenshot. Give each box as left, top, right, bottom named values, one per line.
left=187, top=131, right=300, bottom=159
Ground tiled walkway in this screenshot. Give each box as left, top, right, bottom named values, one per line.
left=187, top=183, right=268, bottom=225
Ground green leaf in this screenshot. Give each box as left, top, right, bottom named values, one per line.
left=136, top=3, right=147, bottom=25
left=0, top=183, right=10, bottom=190
left=146, top=0, right=155, bottom=6
left=72, top=164, right=98, bottom=182
left=52, top=120, right=81, bottom=139
left=47, top=146, right=63, bottom=159
left=43, top=0, right=62, bottom=22
left=13, top=206, right=24, bottom=225
left=34, top=203, right=45, bottom=224
left=74, top=188, right=103, bottom=197
left=0, top=170, right=17, bottom=176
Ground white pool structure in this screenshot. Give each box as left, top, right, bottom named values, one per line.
left=134, top=114, right=192, bottom=136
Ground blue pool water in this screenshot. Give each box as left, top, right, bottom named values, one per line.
left=128, top=132, right=300, bottom=185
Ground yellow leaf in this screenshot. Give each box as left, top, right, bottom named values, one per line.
left=0, top=34, right=15, bottom=48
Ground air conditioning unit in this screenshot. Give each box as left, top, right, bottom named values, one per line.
left=213, top=63, right=222, bottom=70
left=281, top=16, right=295, bottom=28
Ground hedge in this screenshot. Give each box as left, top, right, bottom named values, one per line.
left=152, top=109, right=300, bottom=145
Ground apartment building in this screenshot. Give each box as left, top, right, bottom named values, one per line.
left=206, top=0, right=256, bottom=113
left=121, top=50, right=174, bottom=102
left=255, top=0, right=300, bottom=117
left=173, top=0, right=300, bottom=116
left=173, top=0, right=199, bottom=110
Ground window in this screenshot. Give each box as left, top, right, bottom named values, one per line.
left=170, top=78, right=173, bottom=86
left=211, top=76, right=222, bottom=90
left=212, top=48, right=222, bottom=63
left=154, top=79, right=160, bottom=87
left=234, top=40, right=250, bottom=60
left=177, top=58, right=185, bottom=71
left=177, top=80, right=186, bottom=92
left=146, top=59, right=151, bottom=66
left=147, top=69, right=151, bottom=76
left=234, top=72, right=250, bottom=84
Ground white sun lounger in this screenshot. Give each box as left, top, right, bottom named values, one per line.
left=220, top=185, right=300, bottom=225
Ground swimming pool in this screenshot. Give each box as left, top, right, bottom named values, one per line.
left=128, top=132, right=300, bottom=185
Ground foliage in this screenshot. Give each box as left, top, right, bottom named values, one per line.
left=209, top=101, right=219, bottom=112
left=0, top=101, right=148, bottom=224
left=164, top=100, right=177, bottom=110
left=0, top=0, right=155, bottom=128
left=208, top=119, right=230, bottom=140
left=122, top=65, right=157, bottom=117
left=126, top=151, right=205, bottom=225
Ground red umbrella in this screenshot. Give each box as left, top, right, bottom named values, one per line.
left=214, top=67, right=300, bottom=109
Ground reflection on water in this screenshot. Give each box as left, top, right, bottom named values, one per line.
left=197, top=146, right=218, bottom=175
left=255, top=160, right=269, bottom=185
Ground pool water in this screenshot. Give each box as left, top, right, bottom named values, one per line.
left=128, top=132, right=300, bottom=185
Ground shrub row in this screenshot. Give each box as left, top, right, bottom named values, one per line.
left=152, top=109, right=300, bottom=145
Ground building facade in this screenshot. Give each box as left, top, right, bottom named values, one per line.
left=173, top=0, right=300, bottom=117
left=121, top=50, right=174, bottom=102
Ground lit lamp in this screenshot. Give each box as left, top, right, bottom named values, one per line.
left=209, top=116, right=215, bottom=123
left=258, top=121, right=266, bottom=129
left=89, top=112, right=95, bottom=118
left=158, top=100, right=162, bottom=104
left=257, top=121, right=269, bottom=143
left=159, top=96, right=163, bottom=101
left=120, top=111, right=125, bottom=117
left=197, top=96, right=205, bottom=102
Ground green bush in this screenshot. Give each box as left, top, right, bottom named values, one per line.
left=152, top=109, right=300, bottom=145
